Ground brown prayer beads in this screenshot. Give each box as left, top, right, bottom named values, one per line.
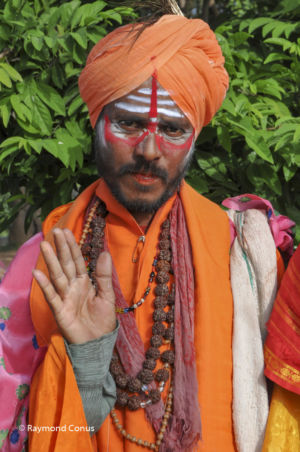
left=80, top=197, right=175, bottom=449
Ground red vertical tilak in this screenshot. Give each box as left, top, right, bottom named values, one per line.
left=149, top=75, right=158, bottom=119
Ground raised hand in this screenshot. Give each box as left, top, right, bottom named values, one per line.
left=33, top=228, right=116, bottom=344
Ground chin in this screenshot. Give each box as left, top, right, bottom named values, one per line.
left=108, top=179, right=182, bottom=215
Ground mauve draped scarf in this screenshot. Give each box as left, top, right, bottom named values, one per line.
left=106, top=195, right=201, bottom=451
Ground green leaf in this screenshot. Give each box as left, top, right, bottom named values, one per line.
left=0, top=63, right=22, bottom=82
left=264, top=37, right=292, bottom=51
left=32, top=36, right=44, bottom=51
left=68, top=95, right=83, bottom=116
left=10, top=94, right=30, bottom=121
left=71, top=1, right=106, bottom=28
left=43, top=139, right=69, bottom=167
left=245, top=135, right=274, bottom=163
left=31, top=97, right=53, bottom=135
left=0, top=136, right=24, bottom=149
left=274, top=123, right=298, bottom=136
left=86, top=28, right=107, bottom=43
left=71, top=42, right=86, bottom=65
left=197, top=154, right=227, bottom=182
left=35, top=82, right=66, bottom=116
left=255, top=79, right=284, bottom=99
left=51, top=63, right=65, bottom=89
left=70, top=29, right=87, bottom=49
left=248, top=17, right=272, bottom=34
left=186, top=172, right=209, bottom=193
left=217, top=126, right=232, bottom=152
left=0, top=68, right=12, bottom=88
left=0, top=144, right=18, bottom=163
left=293, top=125, right=300, bottom=142
left=261, top=20, right=290, bottom=38
left=231, top=31, right=251, bottom=46
left=0, top=104, right=11, bottom=127
left=28, top=139, right=43, bottom=154
left=55, top=127, right=83, bottom=170
left=264, top=52, right=291, bottom=64
left=34, top=0, right=42, bottom=15
left=283, top=165, right=297, bottom=181
left=220, top=97, right=236, bottom=116
left=100, top=10, right=122, bottom=24
left=44, top=36, right=56, bottom=49
left=263, top=99, right=291, bottom=117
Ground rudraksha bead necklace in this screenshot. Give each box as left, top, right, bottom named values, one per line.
left=79, top=197, right=175, bottom=450
left=111, top=382, right=174, bottom=452
left=80, top=198, right=164, bottom=315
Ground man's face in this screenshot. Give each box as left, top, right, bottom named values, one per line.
left=94, top=78, right=195, bottom=214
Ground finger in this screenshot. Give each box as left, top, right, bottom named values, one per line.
left=53, top=228, right=76, bottom=281
left=63, top=229, right=87, bottom=276
left=32, top=269, right=63, bottom=315
left=40, top=240, right=69, bottom=297
left=95, top=252, right=115, bottom=304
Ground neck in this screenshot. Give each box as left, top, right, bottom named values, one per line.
left=131, top=211, right=155, bottom=229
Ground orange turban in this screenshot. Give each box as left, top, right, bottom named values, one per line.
left=78, top=15, right=229, bottom=135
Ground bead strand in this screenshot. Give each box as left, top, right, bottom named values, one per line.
left=80, top=199, right=176, bottom=449
left=79, top=199, right=100, bottom=247
left=111, top=383, right=173, bottom=451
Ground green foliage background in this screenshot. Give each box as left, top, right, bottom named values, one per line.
left=0, top=0, right=134, bottom=232
left=0, top=0, right=299, bottom=243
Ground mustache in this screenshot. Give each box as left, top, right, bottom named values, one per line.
left=117, top=157, right=168, bottom=183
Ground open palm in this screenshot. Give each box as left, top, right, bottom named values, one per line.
left=33, top=228, right=116, bottom=344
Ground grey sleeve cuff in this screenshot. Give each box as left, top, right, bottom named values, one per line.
left=65, top=322, right=119, bottom=434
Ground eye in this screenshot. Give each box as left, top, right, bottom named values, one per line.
left=159, top=125, right=185, bottom=138
left=117, top=120, right=143, bottom=132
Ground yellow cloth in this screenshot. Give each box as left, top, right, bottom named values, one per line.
left=263, top=384, right=300, bottom=451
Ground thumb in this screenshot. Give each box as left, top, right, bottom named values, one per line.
left=95, top=251, right=115, bottom=302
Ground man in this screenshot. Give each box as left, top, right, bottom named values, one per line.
left=0, top=12, right=297, bottom=452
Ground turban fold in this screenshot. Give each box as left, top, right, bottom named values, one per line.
left=79, top=15, right=229, bottom=135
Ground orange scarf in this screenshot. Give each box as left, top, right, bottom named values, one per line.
left=29, top=179, right=235, bottom=451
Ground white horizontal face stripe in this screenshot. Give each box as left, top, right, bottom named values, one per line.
left=127, top=95, right=177, bottom=107
left=115, top=102, right=184, bottom=119
left=157, top=107, right=184, bottom=118
left=137, top=88, right=170, bottom=96
left=114, top=102, right=150, bottom=114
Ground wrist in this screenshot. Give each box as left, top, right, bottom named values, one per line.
left=64, top=319, right=117, bottom=345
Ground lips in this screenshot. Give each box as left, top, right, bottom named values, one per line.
left=131, top=173, right=160, bottom=185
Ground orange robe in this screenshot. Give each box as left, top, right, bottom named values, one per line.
left=29, top=179, right=235, bottom=451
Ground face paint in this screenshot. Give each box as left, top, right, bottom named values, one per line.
left=104, top=114, right=194, bottom=153
left=127, top=95, right=177, bottom=106
left=104, top=114, right=148, bottom=147
left=114, top=102, right=150, bottom=114
left=94, top=78, right=195, bottom=218
left=104, top=76, right=195, bottom=154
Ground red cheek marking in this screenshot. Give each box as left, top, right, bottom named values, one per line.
left=104, top=115, right=194, bottom=154
left=104, top=115, right=148, bottom=147
left=155, top=131, right=195, bottom=153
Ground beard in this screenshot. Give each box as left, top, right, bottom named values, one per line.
left=95, top=145, right=194, bottom=215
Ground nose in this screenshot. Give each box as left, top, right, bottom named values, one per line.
left=134, top=132, right=161, bottom=161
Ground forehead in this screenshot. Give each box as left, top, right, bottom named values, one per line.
left=105, top=78, right=192, bottom=127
